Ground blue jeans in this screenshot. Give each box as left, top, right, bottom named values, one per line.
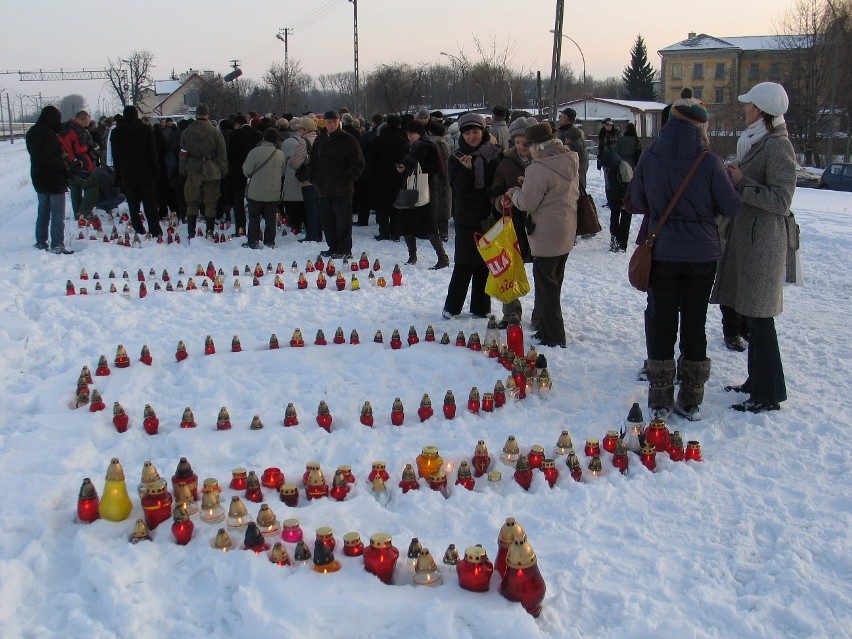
left=36, top=192, right=66, bottom=249
left=301, top=185, right=322, bottom=241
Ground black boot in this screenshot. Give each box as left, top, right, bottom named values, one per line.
left=428, top=234, right=449, bottom=269
left=186, top=215, right=197, bottom=240
left=205, top=217, right=215, bottom=239
left=404, top=235, right=417, bottom=265
left=646, top=359, right=676, bottom=419
left=674, top=359, right=711, bottom=421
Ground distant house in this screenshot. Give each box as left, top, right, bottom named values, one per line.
left=556, top=98, right=668, bottom=139
left=657, top=33, right=806, bottom=105
left=138, top=70, right=213, bottom=116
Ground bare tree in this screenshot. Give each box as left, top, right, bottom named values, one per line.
left=364, top=63, right=427, bottom=114
left=105, top=50, right=155, bottom=108
left=776, top=0, right=851, bottom=163
left=316, top=72, right=357, bottom=112
left=264, top=58, right=313, bottom=114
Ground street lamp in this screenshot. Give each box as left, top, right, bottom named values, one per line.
left=440, top=51, right=470, bottom=108
left=505, top=78, right=513, bottom=112
left=473, top=83, right=486, bottom=109
left=549, top=29, right=587, bottom=122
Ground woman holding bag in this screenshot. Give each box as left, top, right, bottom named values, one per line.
left=711, top=82, right=796, bottom=414
left=396, top=120, right=449, bottom=269
left=442, top=113, right=502, bottom=319
left=505, top=122, right=578, bottom=348
left=627, top=98, right=740, bottom=420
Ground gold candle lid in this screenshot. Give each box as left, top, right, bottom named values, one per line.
left=421, top=445, right=439, bottom=458
left=214, top=528, right=233, bottom=551
left=343, top=531, right=362, bottom=547
left=279, top=484, right=298, bottom=496
left=505, top=534, right=537, bottom=569
left=464, top=545, right=488, bottom=563
left=105, top=458, right=126, bottom=481
left=487, top=471, right=502, bottom=483
left=369, top=532, right=393, bottom=549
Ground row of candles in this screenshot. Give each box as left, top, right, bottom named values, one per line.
left=78, top=414, right=702, bottom=537
left=78, top=456, right=545, bottom=616
left=74, top=319, right=546, bottom=430
left=66, top=257, right=404, bottom=296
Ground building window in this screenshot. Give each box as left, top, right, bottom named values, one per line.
left=693, top=63, right=704, bottom=80
left=715, top=87, right=724, bottom=104
left=748, top=63, right=759, bottom=80
left=693, top=87, right=703, bottom=100
left=715, top=63, right=726, bottom=79
left=670, top=63, right=683, bottom=81
left=769, top=63, right=781, bottom=80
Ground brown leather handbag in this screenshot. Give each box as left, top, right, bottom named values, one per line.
left=576, top=184, right=602, bottom=236
left=628, top=151, right=707, bottom=292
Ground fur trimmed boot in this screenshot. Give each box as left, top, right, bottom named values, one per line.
left=646, top=359, right=676, bottom=419
left=674, top=358, right=712, bottom=421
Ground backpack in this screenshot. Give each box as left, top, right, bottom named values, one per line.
left=294, top=138, right=313, bottom=182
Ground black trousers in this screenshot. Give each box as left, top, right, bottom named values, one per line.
left=745, top=316, right=787, bottom=404
left=609, top=209, right=632, bottom=250
left=444, top=262, right=490, bottom=316
left=284, top=200, right=305, bottom=232
left=646, top=260, right=716, bottom=361
left=230, top=174, right=247, bottom=235
left=531, top=254, right=569, bottom=346
left=721, top=304, right=749, bottom=339
left=247, top=199, right=277, bottom=247
left=375, top=200, right=401, bottom=239
left=319, top=193, right=353, bottom=254
left=124, top=183, right=161, bottom=236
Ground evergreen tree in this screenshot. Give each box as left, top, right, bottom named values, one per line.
left=622, top=35, right=657, bottom=100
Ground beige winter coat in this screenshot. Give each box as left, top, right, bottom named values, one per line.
left=243, top=141, right=286, bottom=203
left=510, top=143, right=579, bottom=257
left=711, top=125, right=796, bottom=318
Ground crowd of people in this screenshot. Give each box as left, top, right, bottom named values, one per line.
left=25, top=81, right=797, bottom=417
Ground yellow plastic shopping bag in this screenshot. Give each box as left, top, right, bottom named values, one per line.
left=475, top=214, right=530, bottom=304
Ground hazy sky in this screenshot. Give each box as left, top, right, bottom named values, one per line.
left=0, top=0, right=794, bottom=116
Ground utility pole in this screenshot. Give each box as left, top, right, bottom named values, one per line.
left=229, top=59, right=241, bottom=113
left=6, top=93, right=14, bottom=144
left=549, top=0, right=565, bottom=124
left=277, top=28, right=293, bottom=112
left=348, top=0, right=360, bottom=114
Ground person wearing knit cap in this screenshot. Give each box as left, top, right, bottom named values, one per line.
left=711, top=81, right=796, bottom=414
left=416, top=108, right=431, bottom=124
left=289, top=117, right=322, bottom=242
left=627, top=92, right=741, bottom=422
left=442, top=111, right=502, bottom=319
left=280, top=116, right=306, bottom=236
left=395, top=119, right=450, bottom=269
left=489, top=116, right=535, bottom=328
left=503, top=121, right=577, bottom=348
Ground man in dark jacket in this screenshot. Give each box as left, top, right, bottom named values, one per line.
left=311, top=110, right=366, bottom=258
left=110, top=105, right=162, bottom=237
left=179, top=103, right=228, bottom=239
left=26, top=105, right=73, bottom=253
left=227, top=115, right=262, bottom=236
left=58, top=111, right=99, bottom=222
left=557, top=108, right=589, bottom=189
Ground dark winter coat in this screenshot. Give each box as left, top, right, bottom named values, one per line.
left=596, top=125, right=620, bottom=169
left=399, top=137, right=442, bottom=238
left=227, top=125, right=262, bottom=179
left=310, top=128, right=365, bottom=197
left=616, top=134, right=642, bottom=168
left=558, top=124, right=589, bottom=189
left=110, top=114, right=158, bottom=187
left=365, top=127, right=408, bottom=207
left=711, top=125, right=797, bottom=318
left=26, top=106, right=69, bottom=194
left=489, top=146, right=532, bottom=262
left=627, top=118, right=741, bottom=262
left=448, top=136, right=502, bottom=264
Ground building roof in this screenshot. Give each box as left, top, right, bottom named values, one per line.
left=561, top=98, right=668, bottom=113
left=154, top=80, right=183, bottom=96
left=659, top=34, right=798, bottom=53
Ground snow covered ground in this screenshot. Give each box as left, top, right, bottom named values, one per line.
left=0, top=139, right=849, bottom=638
